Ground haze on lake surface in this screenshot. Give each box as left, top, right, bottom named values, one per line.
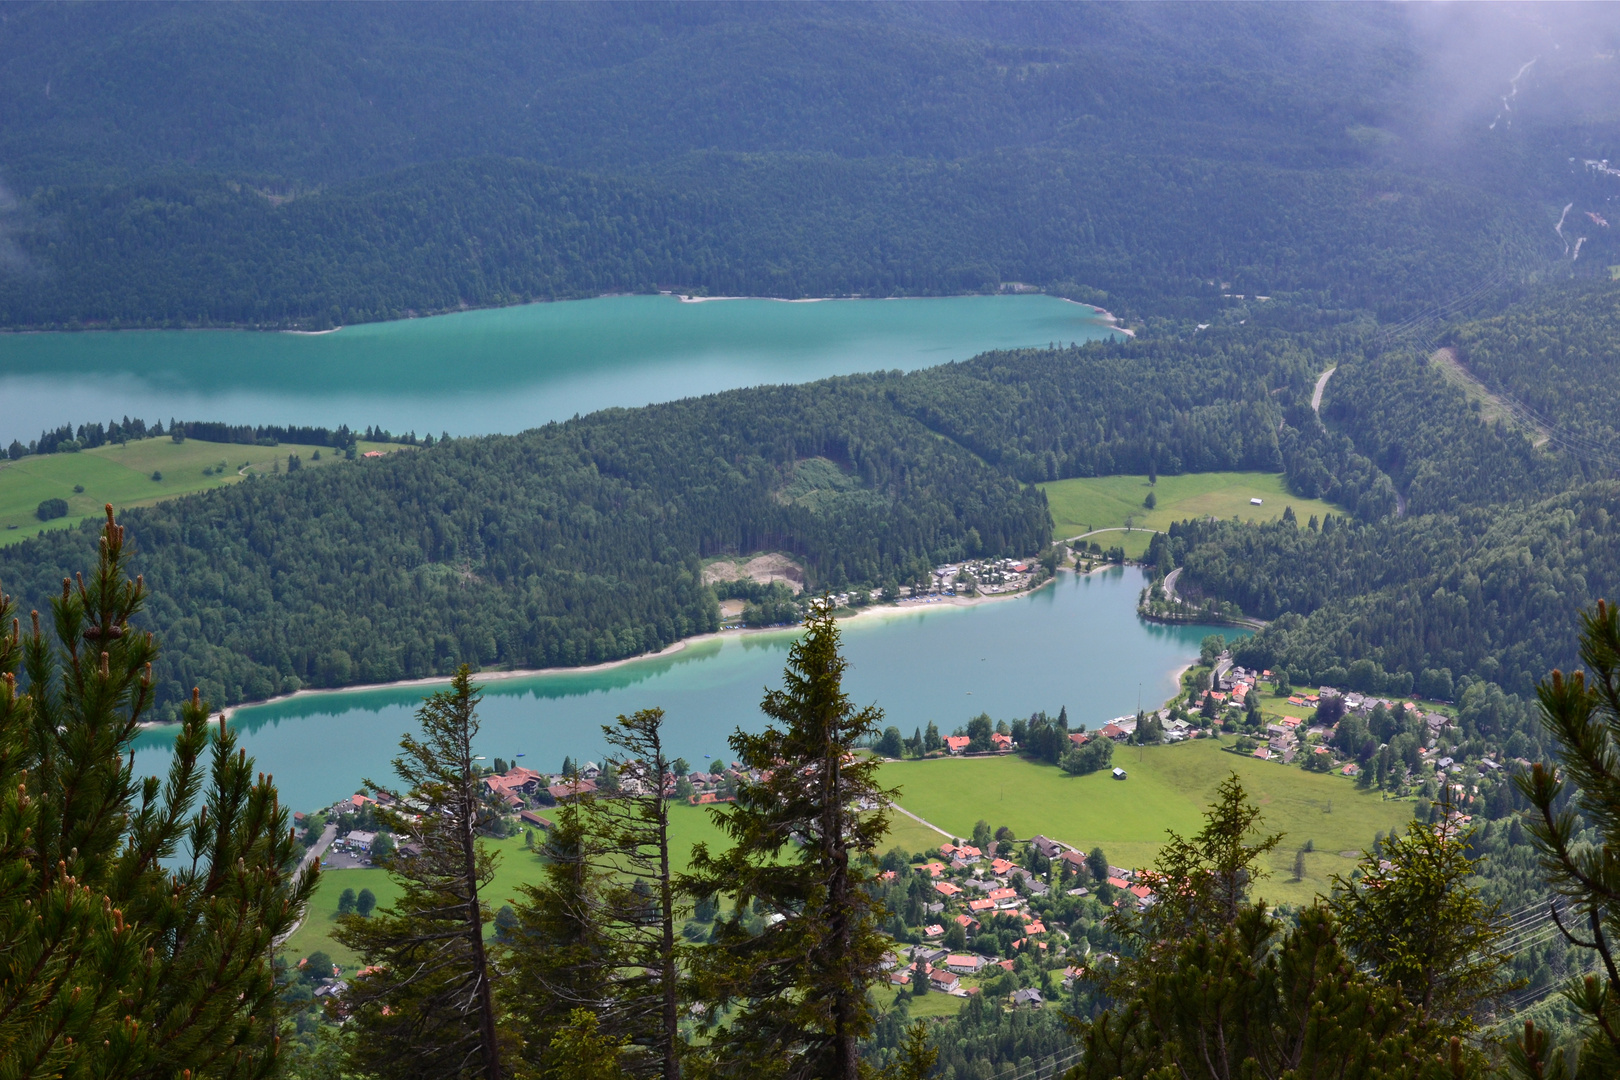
left=133, top=567, right=1234, bottom=813
left=0, top=294, right=1116, bottom=444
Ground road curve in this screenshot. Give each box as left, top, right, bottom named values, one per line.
left=1162, top=567, right=1182, bottom=601
left=274, top=820, right=338, bottom=947
left=1311, top=366, right=1336, bottom=413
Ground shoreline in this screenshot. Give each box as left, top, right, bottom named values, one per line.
left=150, top=571, right=1070, bottom=731
left=6, top=290, right=1127, bottom=337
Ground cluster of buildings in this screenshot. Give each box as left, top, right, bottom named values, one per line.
left=882, top=834, right=1155, bottom=1003
left=1207, top=668, right=1484, bottom=789
left=929, top=558, right=1038, bottom=598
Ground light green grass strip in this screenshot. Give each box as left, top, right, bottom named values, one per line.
left=1040, top=471, right=1344, bottom=544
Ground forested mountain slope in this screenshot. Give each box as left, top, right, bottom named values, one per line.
left=1167, top=280, right=1620, bottom=695
left=0, top=2, right=1611, bottom=327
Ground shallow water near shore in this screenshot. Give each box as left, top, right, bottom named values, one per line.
left=0, top=293, right=1116, bottom=445
left=131, top=568, right=1239, bottom=813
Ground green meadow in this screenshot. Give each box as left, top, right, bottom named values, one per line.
left=0, top=436, right=404, bottom=546
left=878, top=739, right=1411, bottom=907
left=1040, top=472, right=1344, bottom=555
left=285, top=797, right=944, bottom=971
left=288, top=740, right=1406, bottom=969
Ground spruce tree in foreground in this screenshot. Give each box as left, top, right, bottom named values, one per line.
left=504, top=787, right=622, bottom=1071
left=0, top=506, right=313, bottom=1079
left=335, top=666, right=503, bottom=1080
left=1327, top=815, right=1513, bottom=1034
left=683, top=602, right=895, bottom=1080
left=505, top=709, right=685, bottom=1078
left=1082, top=774, right=1474, bottom=1080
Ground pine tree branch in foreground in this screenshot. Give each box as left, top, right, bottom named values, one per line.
left=1513, top=599, right=1620, bottom=1077
left=0, top=505, right=313, bottom=1080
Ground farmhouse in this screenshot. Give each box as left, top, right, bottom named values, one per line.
left=1030, top=835, right=1063, bottom=859
left=547, top=778, right=598, bottom=802
left=944, top=735, right=971, bottom=754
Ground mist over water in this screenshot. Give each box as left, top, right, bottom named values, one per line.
left=0, top=293, right=1117, bottom=445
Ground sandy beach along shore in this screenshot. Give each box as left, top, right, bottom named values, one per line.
left=164, top=573, right=1065, bottom=730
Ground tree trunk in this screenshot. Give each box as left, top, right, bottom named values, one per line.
left=658, top=775, right=681, bottom=1080
left=461, top=749, right=503, bottom=1080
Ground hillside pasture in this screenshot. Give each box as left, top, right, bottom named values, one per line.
left=0, top=436, right=405, bottom=546
left=879, top=739, right=1411, bottom=907
left=1041, top=471, right=1344, bottom=546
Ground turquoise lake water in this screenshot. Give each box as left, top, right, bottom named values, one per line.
left=132, top=568, right=1235, bottom=813
left=0, top=294, right=1116, bottom=445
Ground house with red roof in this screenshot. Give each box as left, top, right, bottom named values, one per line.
left=934, top=881, right=963, bottom=898
left=944, top=735, right=971, bottom=754
left=547, top=778, right=598, bottom=802
left=968, top=898, right=996, bottom=913
left=920, top=861, right=946, bottom=878
left=990, top=732, right=1013, bottom=751
left=990, top=858, right=1015, bottom=876
left=1067, top=732, right=1090, bottom=748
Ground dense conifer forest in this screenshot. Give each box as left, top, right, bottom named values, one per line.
left=1, top=3, right=1615, bottom=327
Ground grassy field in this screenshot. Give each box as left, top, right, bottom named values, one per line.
left=878, top=739, right=1412, bottom=907
left=283, top=738, right=1403, bottom=968
left=284, top=802, right=736, bottom=969
left=0, top=436, right=405, bottom=546
left=1040, top=472, right=1344, bottom=547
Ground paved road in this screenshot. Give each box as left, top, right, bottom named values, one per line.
left=1162, top=567, right=1182, bottom=602
left=1311, top=366, right=1336, bottom=412
left=275, top=821, right=338, bottom=948
left=1061, top=525, right=1160, bottom=544
left=888, top=802, right=955, bottom=842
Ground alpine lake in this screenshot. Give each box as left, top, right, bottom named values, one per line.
left=133, top=567, right=1235, bottom=814
left=1, top=292, right=1235, bottom=811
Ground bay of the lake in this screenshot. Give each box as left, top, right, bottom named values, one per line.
left=132, top=567, right=1236, bottom=813
left=0, top=294, right=1117, bottom=445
